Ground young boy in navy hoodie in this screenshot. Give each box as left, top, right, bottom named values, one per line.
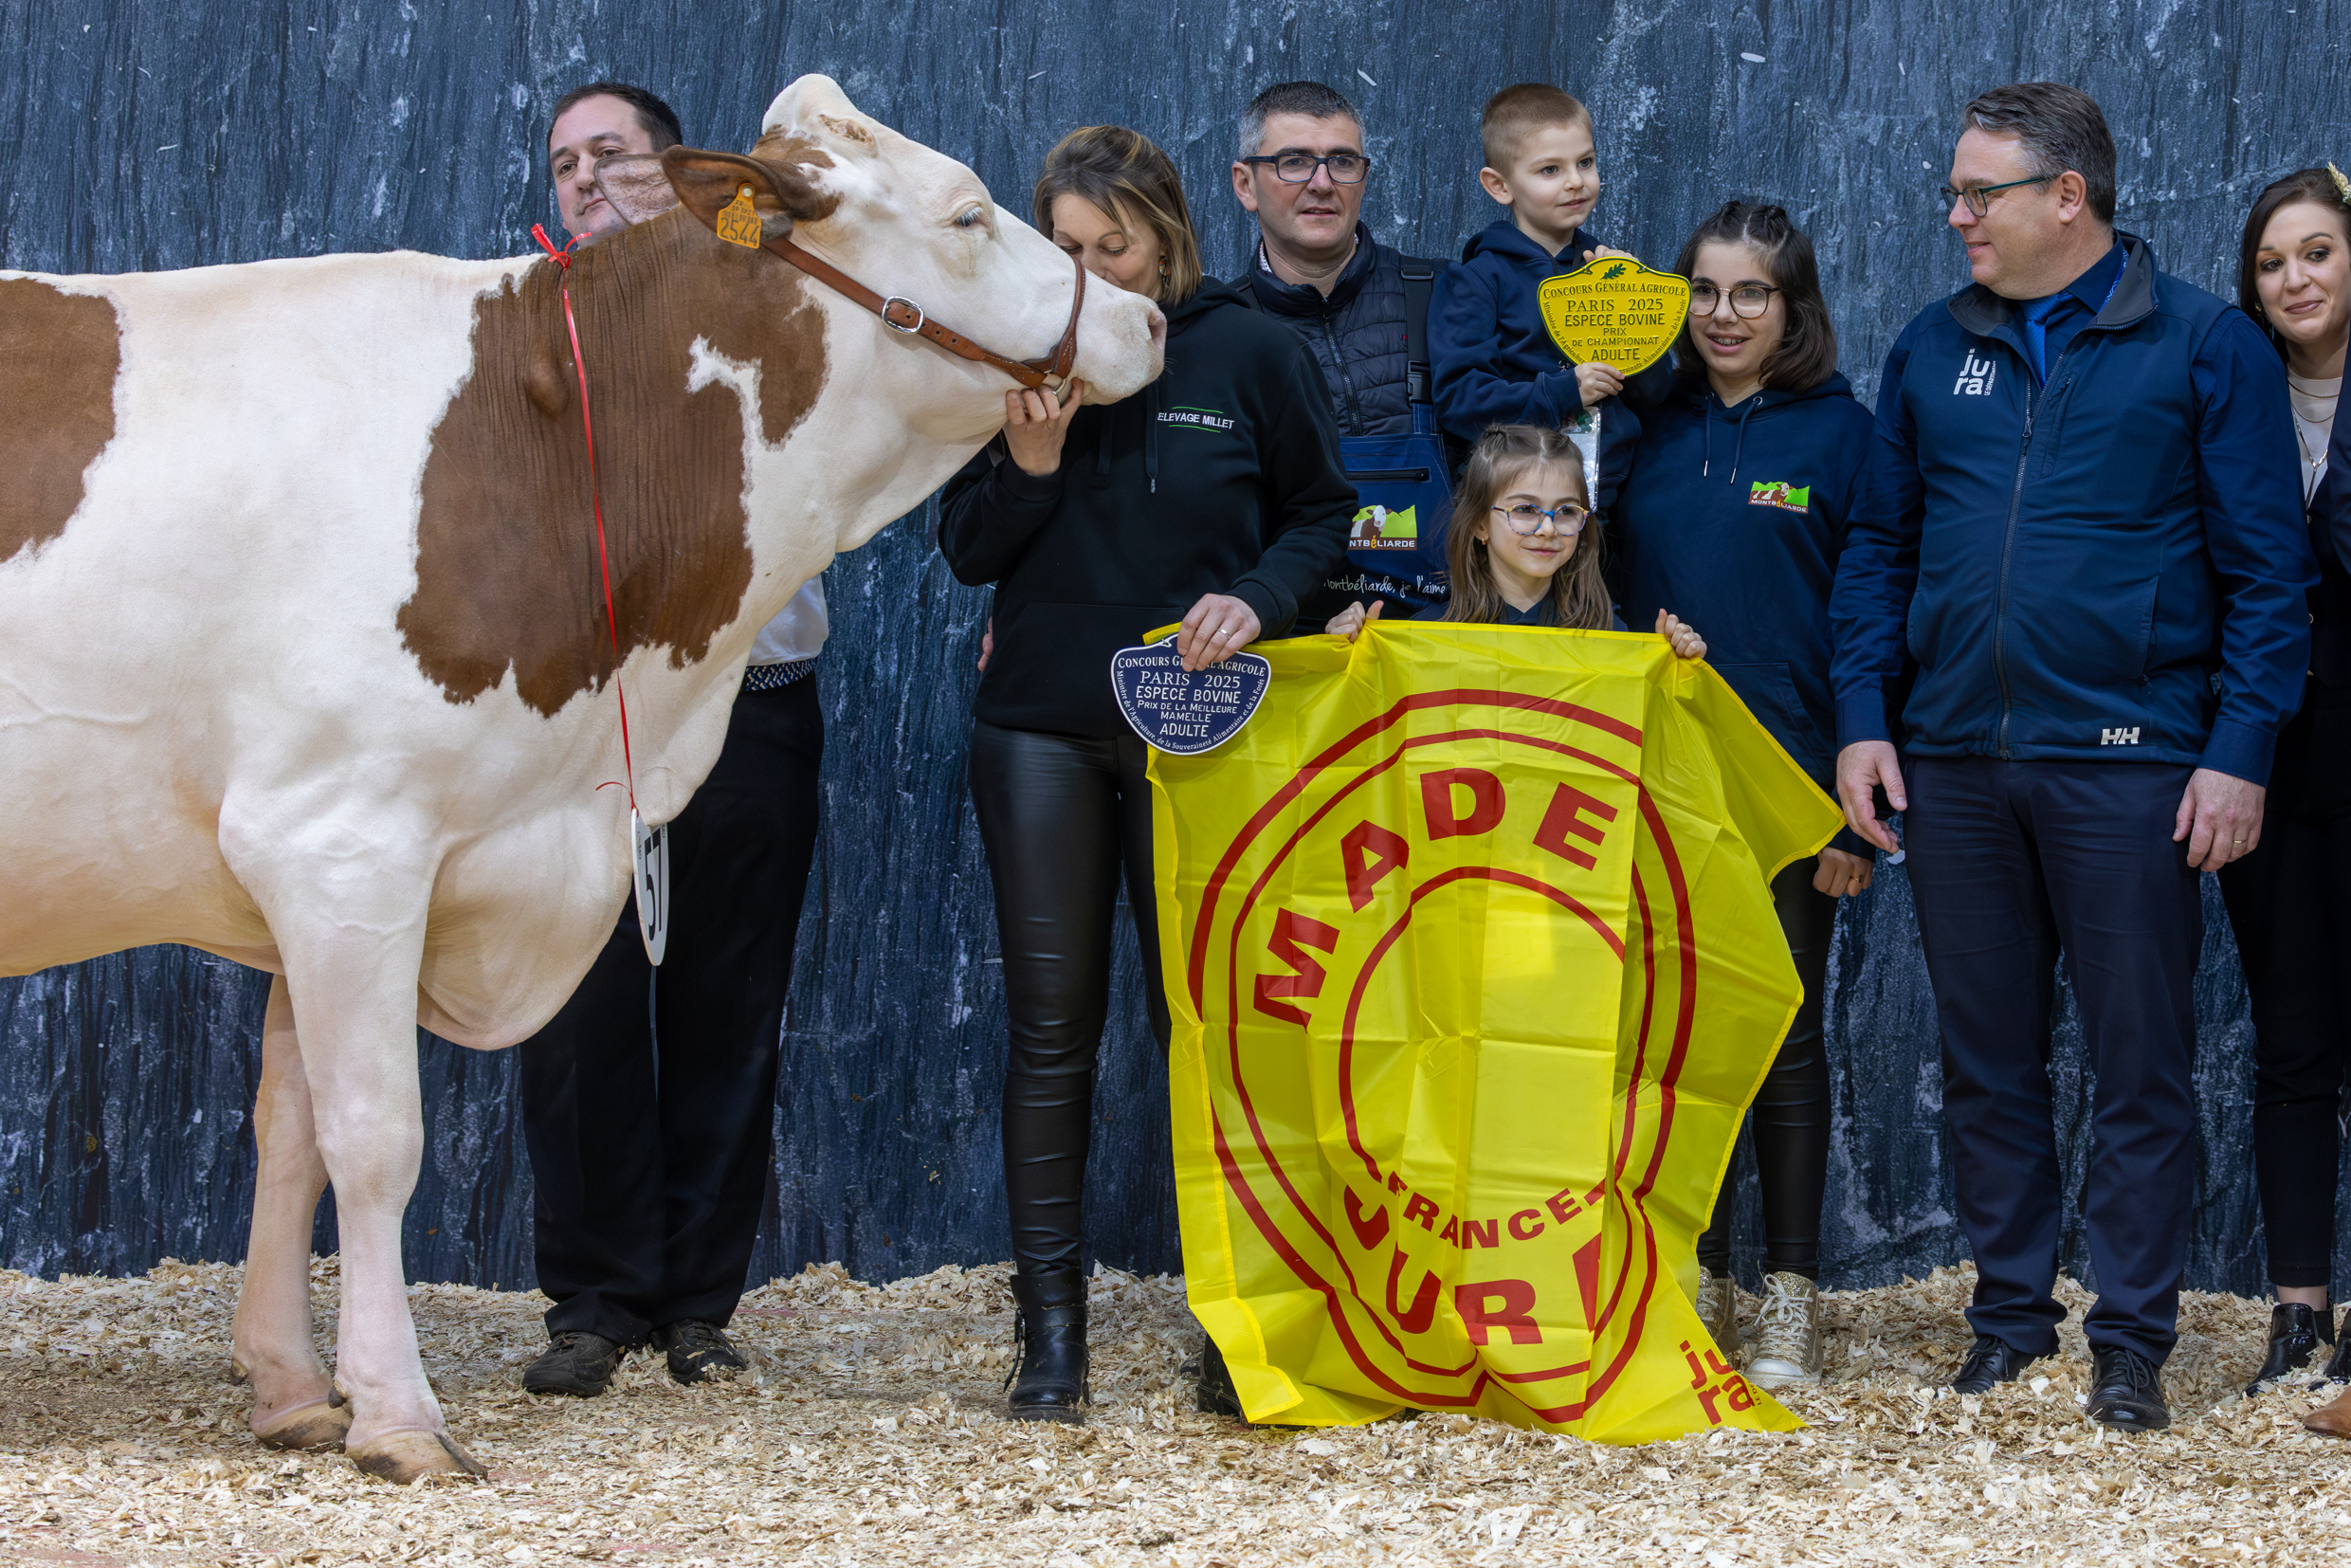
left=1430, top=83, right=1665, bottom=509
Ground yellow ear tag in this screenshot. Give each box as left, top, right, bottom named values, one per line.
left=715, top=184, right=763, bottom=249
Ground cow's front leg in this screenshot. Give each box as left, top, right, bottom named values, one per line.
left=277, top=921, right=484, bottom=1484
left=230, top=975, right=350, bottom=1451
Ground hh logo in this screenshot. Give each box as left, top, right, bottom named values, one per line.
left=1748, top=481, right=1812, bottom=513
left=1953, top=351, right=1999, bottom=396
left=2101, top=727, right=2141, bottom=746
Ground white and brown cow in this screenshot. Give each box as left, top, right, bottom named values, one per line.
left=0, top=75, right=1161, bottom=1481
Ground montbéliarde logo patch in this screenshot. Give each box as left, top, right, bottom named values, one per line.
left=1747, top=481, right=1811, bottom=513
left=1110, top=634, right=1271, bottom=754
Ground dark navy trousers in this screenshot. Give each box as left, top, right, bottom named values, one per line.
left=1904, top=757, right=2202, bottom=1365
left=519, top=675, right=825, bottom=1346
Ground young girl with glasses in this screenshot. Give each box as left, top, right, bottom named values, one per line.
left=1324, top=424, right=1705, bottom=649
left=1607, top=200, right=1878, bottom=1393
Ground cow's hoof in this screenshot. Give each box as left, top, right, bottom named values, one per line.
left=2304, top=1387, right=2351, bottom=1437
left=253, top=1398, right=353, bottom=1452
left=349, top=1431, right=487, bottom=1484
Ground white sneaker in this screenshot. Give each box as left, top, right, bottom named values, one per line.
left=1745, top=1271, right=1823, bottom=1390
left=1695, top=1267, right=1740, bottom=1355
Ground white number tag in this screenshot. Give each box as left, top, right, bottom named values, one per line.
left=631, top=808, right=669, bottom=966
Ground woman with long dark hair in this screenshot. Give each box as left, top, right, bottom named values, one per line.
left=2218, top=167, right=2351, bottom=1402
left=939, top=125, right=1354, bottom=1423
left=1605, top=201, right=1878, bottom=1390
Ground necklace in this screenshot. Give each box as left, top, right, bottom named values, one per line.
left=2287, top=370, right=2339, bottom=502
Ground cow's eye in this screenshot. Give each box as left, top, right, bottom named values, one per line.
left=954, top=205, right=987, bottom=230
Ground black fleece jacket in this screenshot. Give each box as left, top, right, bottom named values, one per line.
left=939, top=280, right=1355, bottom=738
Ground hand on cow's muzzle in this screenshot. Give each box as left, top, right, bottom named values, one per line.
left=1002, top=378, right=1084, bottom=478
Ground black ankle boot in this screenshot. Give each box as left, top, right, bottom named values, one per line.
left=1006, top=1270, right=1089, bottom=1423
left=2247, top=1303, right=2333, bottom=1394
left=1195, top=1333, right=1245, bottom=1419
left=2326, top=1310, right=2351, bottom=1383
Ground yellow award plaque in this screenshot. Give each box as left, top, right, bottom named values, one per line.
left=1538, top=258, right=1692, bottom=375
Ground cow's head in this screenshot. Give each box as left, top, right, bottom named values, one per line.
left=595, top=75, right=1164, bottom=429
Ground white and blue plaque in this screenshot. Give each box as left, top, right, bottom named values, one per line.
left=1110, top=634, right=1271, bottom=755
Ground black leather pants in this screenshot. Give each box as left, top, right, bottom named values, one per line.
left=968, top=720, right=1172, bottom=1280
left=1697, top=858, right=1836, bottom=1282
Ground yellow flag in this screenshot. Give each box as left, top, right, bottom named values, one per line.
left=1150, top=622, right=1844, bottom=1443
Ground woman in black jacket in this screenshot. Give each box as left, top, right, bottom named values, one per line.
left=2218, top=168, right=2351, bottom=1405
left=939, top=124, right=1355, bottom=1423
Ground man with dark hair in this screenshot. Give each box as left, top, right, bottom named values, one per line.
left=547, top=83, right=682, bottom=242
left=517, top=82, right=829, bottom=1397
left=1832, top=82, right=2315, bottom=1431
left=1230, top=81, right=1450, bottom=621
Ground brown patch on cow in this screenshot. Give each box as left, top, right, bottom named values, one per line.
left=751, top=131, right=836, bottom=173
left=397, top=208, right=829, bottom=715
left=0, top=279, right=120, bottom=567
left=812, top=115, right=875, bottom=151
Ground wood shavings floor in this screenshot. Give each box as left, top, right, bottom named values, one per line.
left=3, top=1259, right=2347, bottom=1566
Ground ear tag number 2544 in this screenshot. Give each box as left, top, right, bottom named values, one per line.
left=717, top=185, right=763, bottom=249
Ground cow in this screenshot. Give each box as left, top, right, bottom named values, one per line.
left=0, top=75, right=1163, bottom=1482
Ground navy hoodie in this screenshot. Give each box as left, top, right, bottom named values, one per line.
left=1429, top=220, right=1668, bottom=508
left=939, top=279, right=1356, bottom=738
left=1609, top=371, right=1875, bottom=853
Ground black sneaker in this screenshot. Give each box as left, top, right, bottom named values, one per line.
left=652, top=1320, right=747, bottom=1385
left=1950, top=1334, right=2037, bottom=1395
left=2085, top=1345, right=2170, bottom=1432
left=523, top=1330, right=626, bottom=1395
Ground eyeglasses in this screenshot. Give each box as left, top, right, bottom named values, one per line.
left=1491, top=502, right=1589, bottom=536
left=1240, top=153, right=1370, bottom=185
left=1689, top=283, right=1780, bottom=319
left=1939, top=174, right=2052, bottom=218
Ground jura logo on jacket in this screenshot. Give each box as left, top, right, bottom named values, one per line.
left=1952, top=352, right=1999, bottom=397
left=2100, top=727, right=2141, bottom=745
left=1748, top=481, right=1811, bottom=513
left=1158, top=406, right=1235, bottom=432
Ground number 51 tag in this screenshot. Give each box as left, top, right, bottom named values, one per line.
left=631, top=808, right=669, bottom=965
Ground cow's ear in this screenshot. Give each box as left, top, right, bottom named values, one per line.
left=662, top=147, right=834, bottom=243
left=592, top=154, right=680, bottom=226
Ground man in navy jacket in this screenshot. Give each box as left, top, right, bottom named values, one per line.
left=1830, top=83, right=2315, bottom=1431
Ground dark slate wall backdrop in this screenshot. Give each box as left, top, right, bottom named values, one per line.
left=3, top=0, right=2347, bottom=1299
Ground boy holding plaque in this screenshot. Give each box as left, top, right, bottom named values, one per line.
left=1429, top=84, right=1668, bottom=509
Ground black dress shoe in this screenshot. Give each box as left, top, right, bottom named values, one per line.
left=2246, top=1303, right=2333, bottom=1394
left=2085, top=1345, right=2170, bottom=1432
left=653, top=1320, right=747, bottom=1385
left=523, top=1330, right=626, bottom=1395
left=1950, top=1335, right=2038, bottom=1395
left=1005, top=1270, right=1088, bottom=1424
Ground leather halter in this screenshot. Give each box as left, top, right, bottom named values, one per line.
left=761, top=232, right=1085, bottom=391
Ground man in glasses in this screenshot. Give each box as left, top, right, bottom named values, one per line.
left=517, top=82, right=829, bottom=1399
left=1831, top=82, right=2314, bottom=1431
left=1230, top=81, right=1452, bottom=624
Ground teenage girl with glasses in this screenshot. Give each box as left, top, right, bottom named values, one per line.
left=1607, top=200, right=1879, bottom=1392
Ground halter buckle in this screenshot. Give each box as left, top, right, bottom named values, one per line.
left=881, top=297, right=927, bottom=335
